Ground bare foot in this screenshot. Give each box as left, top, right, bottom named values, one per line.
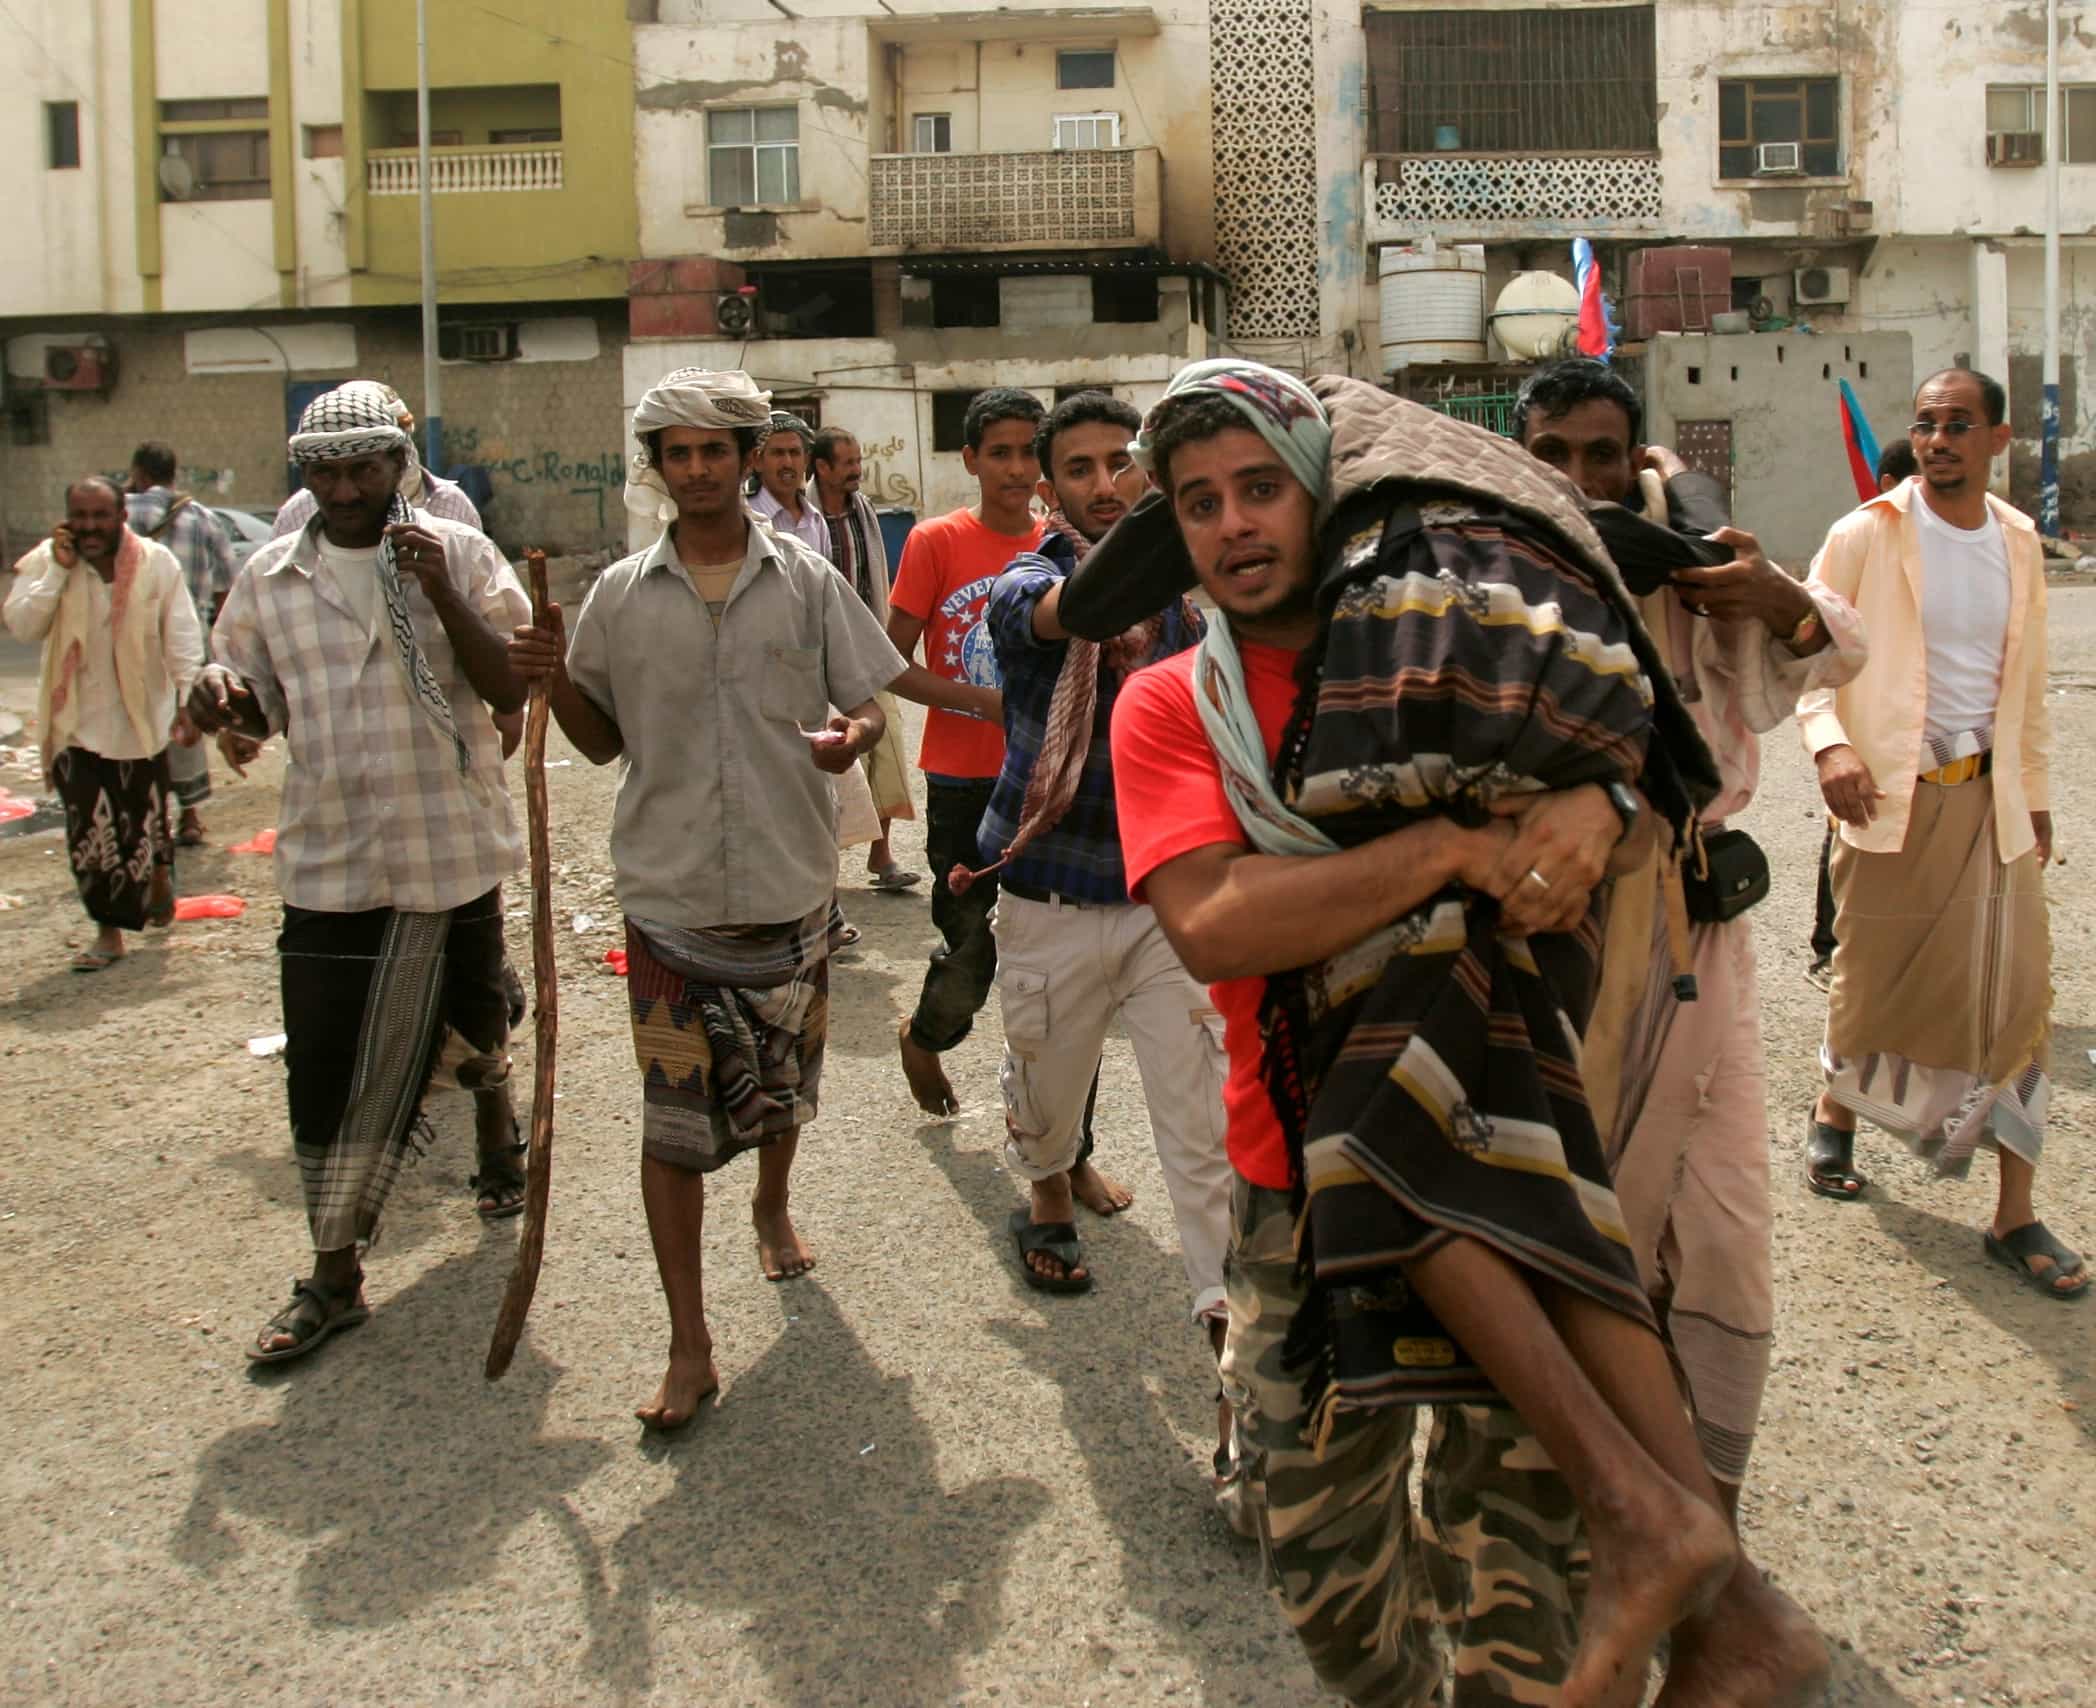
left=634, top=1351, right=719, bottom=1430
left=754, top=1202, right=815, bottom=1281
left=1070, top=1159, right=1134, bottom=1216
left=899, top=1021, right=959, bottom=1116
left=1561, top=1480, right=1737, bottom=1708
left=1657, top=1560, right=1830, bottom=1708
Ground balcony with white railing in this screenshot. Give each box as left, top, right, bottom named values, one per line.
left=1366, top=151, right=1663, bottom=244
left=366, top=144, right=565, bottom=196
left=869, top=147, right=1162, bottom=253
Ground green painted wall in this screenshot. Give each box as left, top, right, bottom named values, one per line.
left=348, top=0, right=634, bottom=306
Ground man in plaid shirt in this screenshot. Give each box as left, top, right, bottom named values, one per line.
left=189, top=385, right=529, bottom=1366
left=974, top=392, right=1235, bottom=1480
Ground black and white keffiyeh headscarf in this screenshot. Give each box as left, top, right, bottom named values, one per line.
left=290, top=384, right=470, bottom=773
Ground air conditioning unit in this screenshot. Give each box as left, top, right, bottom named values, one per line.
left=1986, top=131, right=2044, bottom=167
left=1754, top=141, right=1804, bottom=176
left=1793, top=265, right=1851, bottom=306
left=43, top=344, right=115, bottom=392
left=437, top=321, right=519, bottom=362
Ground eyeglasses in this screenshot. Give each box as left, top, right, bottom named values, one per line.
left=1908, top=419, right=1979, bottom=439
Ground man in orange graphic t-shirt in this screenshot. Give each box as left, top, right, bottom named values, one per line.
left=885, top=388, right=1046, bottom=1114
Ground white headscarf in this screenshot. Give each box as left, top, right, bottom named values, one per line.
left=624, top=367, right=773, bottom=524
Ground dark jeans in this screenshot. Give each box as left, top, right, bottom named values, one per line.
left=909, top=779, right=1001, bottom=1053
left=1810, top=825, right=1838, bottom=962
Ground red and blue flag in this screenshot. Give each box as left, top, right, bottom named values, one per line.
left=1837, top=379, right=1881, bottom=503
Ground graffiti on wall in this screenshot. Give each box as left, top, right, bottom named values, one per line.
left=854, top=436, right=919, bottom=510
left=447, top=425, right=628, bottom=532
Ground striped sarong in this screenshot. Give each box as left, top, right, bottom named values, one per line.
left=626, top=904, right=839, bottom=1172
left=1263, top=493, right=1705, bottom=1431
left=280, top=890, right=510, bottom=1251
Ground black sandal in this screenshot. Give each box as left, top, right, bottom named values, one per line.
left=472, top=1137, right=530, bottom=1221
left=1804, top=1117, right=1866, bottom=1201
left=248, top=1274, right=369, bottom=1364
left=1984, top=1222, right=2090, bottom=1300
left=1009, top=1206, right=1092, bottom=1294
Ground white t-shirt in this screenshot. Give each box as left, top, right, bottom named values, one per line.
left=317, top=539, right=385, bottom=643
left=1913, top=494, right=2009, bottom=745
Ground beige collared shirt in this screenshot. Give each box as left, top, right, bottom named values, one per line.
left=564, top=521, right=906, bottom=929
left=212, top=510, right=528, bottom=913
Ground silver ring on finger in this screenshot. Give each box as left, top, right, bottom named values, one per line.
left=1526, top=868, right=1551, bottom=890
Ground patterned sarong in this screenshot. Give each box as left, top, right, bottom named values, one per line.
left=626, top=905, right=837, bottom=1172
left=1263, top=493, right=1709, bottom=1436
left=54, top=746, right=171, bottom=930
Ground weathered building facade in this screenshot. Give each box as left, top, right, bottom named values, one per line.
left=0, top=0, right=637, bottom=557
left=1353, top=0, right=2096, bottom=542
left=621, top=0, right=1376, bottom=543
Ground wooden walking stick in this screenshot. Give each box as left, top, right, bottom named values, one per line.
left=487, top=548, right=557, bottom=1380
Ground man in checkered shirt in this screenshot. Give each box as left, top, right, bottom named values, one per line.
left=188, top=384, right=530, bottom=1366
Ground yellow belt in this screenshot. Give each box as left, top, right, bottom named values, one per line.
left=1919, top=752, right=1990, bottom=787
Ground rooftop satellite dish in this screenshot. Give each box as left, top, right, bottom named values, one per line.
left=157, top=150, right=196, bottom=201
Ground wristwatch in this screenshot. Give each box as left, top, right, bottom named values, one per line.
left=1603, top=781, right=1642, bottom=837
left=1785, top=602, right=1822, bottom=651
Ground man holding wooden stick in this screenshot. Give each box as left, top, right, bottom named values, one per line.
left=508, top=367, right=905, bottom=1429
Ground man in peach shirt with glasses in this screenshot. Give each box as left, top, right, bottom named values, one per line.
left=1798, top=367, right=2084, bottom=1301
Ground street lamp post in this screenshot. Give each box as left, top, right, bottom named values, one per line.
left=2042, top=0, right=2062, bottom=533
left=416, top=0, right=443, bottom=474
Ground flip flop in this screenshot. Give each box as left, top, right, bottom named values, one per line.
left=869, top=866, right=922, bottom=892
left=835, top=923, right=862, bottom=950
left=1010, top=1206, right=1092, bottom=1294
left=1804, top=1117, right=1866, bottom=1201
left=1984, top=1221, right=2090, bottom=1300
left=70, top=948, right=120, bottom=973
left=175, top=826, right=206, bottom=848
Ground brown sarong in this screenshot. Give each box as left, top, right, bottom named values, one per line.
left=1824, top=773, right=2051, bottom=1172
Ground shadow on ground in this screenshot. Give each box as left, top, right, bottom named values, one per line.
left=172, top=1244, right=614, bottom=1622
left=579, top=1280, right=1051, bottom=1704
left=914, top=1119, right=1291, bottom=1698
left=1867, top=1195, right=2094, bottom=1448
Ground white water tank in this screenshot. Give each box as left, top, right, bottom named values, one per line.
left=1378, top=245, right=1487, bottom=370
left=1489, top=270, right=1583, bottom=362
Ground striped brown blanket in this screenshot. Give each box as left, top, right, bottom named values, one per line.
left=1264, top=489, right=1714, bottom=1439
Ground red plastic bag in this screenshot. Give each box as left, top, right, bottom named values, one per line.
left=603, top=948, right=629, bottom=977
left=173, top=894, right=247, bottom=921
left=228, top=828, right=277, bottom=854
left=0, top=790, right=34, bottom=824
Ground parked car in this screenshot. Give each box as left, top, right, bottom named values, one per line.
left=209, top=506, right=278, bottom=576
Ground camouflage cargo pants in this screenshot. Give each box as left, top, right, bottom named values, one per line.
left=1219, top=1179, right=1587, bottom=1707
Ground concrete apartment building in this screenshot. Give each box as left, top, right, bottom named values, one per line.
left=0, top=0, right=638, bottom=558
left=619, top=0, right=1372, bottom=545
left=1349, top=1, right=2096, bottom=556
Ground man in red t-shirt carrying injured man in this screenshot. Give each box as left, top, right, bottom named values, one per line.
left=1103, top=360, right=1826, bottom=1706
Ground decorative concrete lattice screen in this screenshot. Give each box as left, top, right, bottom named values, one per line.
left=1210, top=0, right=1320, bottom=340
left=869, top=151, right=1136, bottom=249
left=1375, top=154, right=1663, bottom=228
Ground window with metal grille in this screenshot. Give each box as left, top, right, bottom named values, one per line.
left=1057, top=49, right=1115, bottom=90
left=707, top=106, right=799, bottom=206
left=46, top=102, right=80, bottom=169
left=1718, top=78, right=1840, bottom=178
left=1365, top=6, right=1656, bottom=153
left=1053, top=112, right=1120, bottom=149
